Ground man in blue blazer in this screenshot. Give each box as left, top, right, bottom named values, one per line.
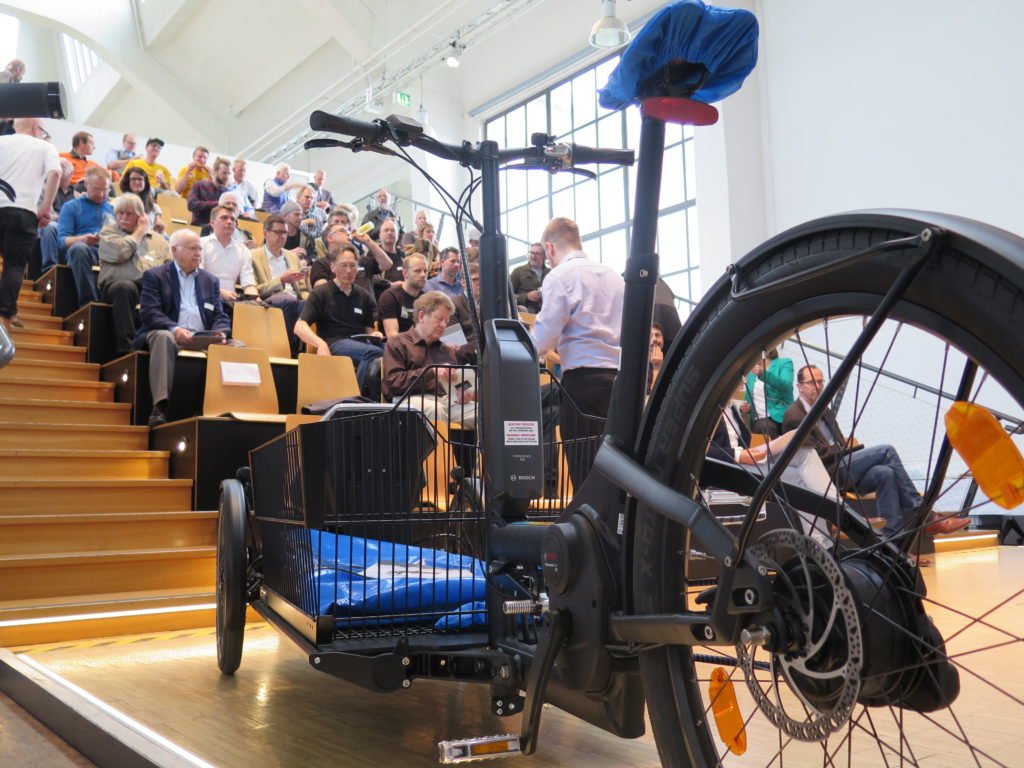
left=135, top=228, right=232, bottom=426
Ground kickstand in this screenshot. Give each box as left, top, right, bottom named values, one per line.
left=518, top=608, right=566, bottom=755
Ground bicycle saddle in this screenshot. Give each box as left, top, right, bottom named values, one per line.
left=598, top=0, right=758, bottom=111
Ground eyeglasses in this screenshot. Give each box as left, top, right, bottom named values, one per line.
left=35, top=125, right=51, bottom=140
left=336, top=263, right=358, bottom=270
left=800, top=378, right=826, bottom=386
left=266, top=228, right=286, bottom=236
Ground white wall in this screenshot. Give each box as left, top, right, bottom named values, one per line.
left=755, top=0, right=1024, bottom=239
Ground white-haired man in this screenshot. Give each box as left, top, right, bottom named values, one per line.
left=136, top=228, right=234, bottom=426
left=262, top=163, right=303, bottom=214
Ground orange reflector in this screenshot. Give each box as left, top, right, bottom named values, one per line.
left=945, top=402, right=1024, bottom=510
left=469, top=740, right=517, bottom=756
left=709, top=666, right=747, bottom=755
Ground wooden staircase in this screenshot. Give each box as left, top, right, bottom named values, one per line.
left=0, top=284, right=216, bottom=647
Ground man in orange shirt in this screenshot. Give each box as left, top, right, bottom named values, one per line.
left=60, top=131, right=103, bottom=190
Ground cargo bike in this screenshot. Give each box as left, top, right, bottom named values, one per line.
left=214, top=3, right=1024, bottom=765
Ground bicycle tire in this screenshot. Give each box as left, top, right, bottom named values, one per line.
left=635, top=210, right=1024, bottom=767
left=216, top=479, right=248, bottom=675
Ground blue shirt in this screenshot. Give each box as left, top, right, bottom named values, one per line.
left=424, top=275, right=465, bottom=298
left=530, top=251, right=623, bottom=371
left=173, top=262, right=205, bottom=333
left=56, top=195, right=113, bottom=247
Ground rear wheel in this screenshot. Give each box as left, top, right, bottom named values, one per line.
left=216, top=479, right=248, bottom=675
left=636, top=213, right=1024, bottom=767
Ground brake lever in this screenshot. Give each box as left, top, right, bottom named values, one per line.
left=502, top=162, right=597, bottom=181
left=303, top=137, right=399, bottom=157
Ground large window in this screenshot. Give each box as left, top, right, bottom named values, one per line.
left=485, top=56, right=700, bottom=314
left=60, top=34, right=101, bottom=92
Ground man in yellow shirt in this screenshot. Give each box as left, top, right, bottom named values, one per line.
left=123, top=138, right=173, bottom=192
left=175, top=146, right=211, bottom=197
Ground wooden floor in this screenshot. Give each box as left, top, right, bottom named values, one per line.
left=9, top=546, right=1024, bottom=768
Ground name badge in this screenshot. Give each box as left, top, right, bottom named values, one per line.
left=401, top=307, right=413, bottom=319
left=354, top=307, right=363, bottom=315
left=204, top=302, right=215, bottom=311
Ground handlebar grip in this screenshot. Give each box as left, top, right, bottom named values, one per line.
left=309, top=110, right=382, bottom=141
left=570, top=144, right=635, bottom=167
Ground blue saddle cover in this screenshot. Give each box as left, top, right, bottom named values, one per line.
left=598, top=0, right=759, bottom=110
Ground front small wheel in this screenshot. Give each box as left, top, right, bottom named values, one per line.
left=216, top=478, right=248, bottom=675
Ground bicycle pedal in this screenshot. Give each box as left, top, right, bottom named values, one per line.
left=439, top=735, right=522, bottom=763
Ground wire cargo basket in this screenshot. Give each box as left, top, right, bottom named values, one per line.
left=250, top=402, right=489, bottom=642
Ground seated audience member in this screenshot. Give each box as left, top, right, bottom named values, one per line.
left=199, top=191, right=256, bottom=246
left=52, top=157, right=76, bottom=213
left=510, top=242, right=548, bottom=314
left=118, top=165, right=164, bottom=234
left=653, top=276, right=683, bottom=348
left=363, top=218, right=404, bottom=298
left=200, top=206, right=259, bottom=305
left=424, top=247, right=464, bottom=297
left=124, top=138, right=173, bottom=192
left=382, top=291, right=476, bottom=428
left=378, top=254, right=428, bottom=337
left=293, top=243, right=383, bottom=393
left=175, top=146, right=211, bottom=197
left=105, top=134, right=137, bottom=174
left=360, top=188, right=403, bottom=241
left=449, top=261, right=479, bottom=344
left=309, top=222, right=349, bottom=288
left=296, top=185, right=327, bottom=240
left=314, top=206, right=355, bottom=262
left=401, top=210, right=429, bottom=245
left=310, top=169, right=334, bottom=209
left=262, top=163, right=303, bottom=214
left=405, top=232, right=440, bottom=275
left=187, top=156, right=231, bottom=226
left=60, top=131, right=103, bottom=190
left=228, top=159, right=259, bottom=217
left=783, top=365, right=970, bottom=539
left=59, top=166, right=113, bottom=307
left=39, top=158, right=76, bottom=272
left=98, top=193, right=172, bottom=354
left=250, top=214, right=308, bottom=354
left=280, top=201, right=316, bottom=258
left=647, top=322, right=664, bottom=395
left=309, top=222, right=387, bottom=294
left=136, top=229, right=236, bottom=426
left=741, top=347, right=794, bottom=438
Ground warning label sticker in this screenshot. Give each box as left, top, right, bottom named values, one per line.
left=504, top=420, right=540, bottom=446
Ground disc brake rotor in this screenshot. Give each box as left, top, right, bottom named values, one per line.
left=737, top=529, right=863, bottom=742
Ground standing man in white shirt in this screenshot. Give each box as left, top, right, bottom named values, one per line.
left=0, top=118, right=61, bottom=330
left=200, top=206, right=259, bottom=306
left=530, top=216, right=624, bottom=487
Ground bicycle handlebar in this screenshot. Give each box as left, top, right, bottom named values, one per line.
left=309, top=110, right=382, bottom=142
left=308, top=110, right=634, bottom=171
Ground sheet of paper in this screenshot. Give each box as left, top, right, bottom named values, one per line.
left=220, top=361, right=261, bottom=386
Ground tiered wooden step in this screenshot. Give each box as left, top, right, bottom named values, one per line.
left=0, top=423, right=149, bottom=450
left=6, top=325, right=75, bottom=346
left=0, top=358, right=99, bottom=381
left=0, top=398, right=131, bottom=425
left=0, top=296, right=217, bottom=647
left=0, top=377, right=115, bottom=402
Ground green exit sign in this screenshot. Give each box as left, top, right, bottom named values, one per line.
left=393, top=91, right=412, bottom=107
